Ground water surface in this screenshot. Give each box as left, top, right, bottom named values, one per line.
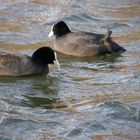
left=0, top=0, right=140, bottom=139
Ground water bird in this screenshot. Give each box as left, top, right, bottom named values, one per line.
left=49, top=21, right=125, bottom=57
left=0, top=47, right=60, bottom=76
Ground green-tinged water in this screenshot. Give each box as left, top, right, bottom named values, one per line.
left=0, top=0, right=140, bottom=139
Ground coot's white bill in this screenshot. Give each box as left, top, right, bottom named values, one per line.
left=48, top=26, right=54, bottom=37
left=48, top=52, right=60, bottom=70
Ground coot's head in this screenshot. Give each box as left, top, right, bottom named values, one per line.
left=48, top=21, right=71, bottom=38
left=32, top=47, right=60, bottom=69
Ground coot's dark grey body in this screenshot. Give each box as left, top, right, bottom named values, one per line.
left=49, top=21, right=125, bottom=57
left=0, top=47, right=60, bottom=76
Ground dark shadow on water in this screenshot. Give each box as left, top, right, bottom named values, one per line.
left=58, top=51, right=125, bottom=63
left=0, top=74, right=48, bottom=83
left=20, top=75, right=66, bottom=109
left=0, top=73, right=66, bottom=109
left=100, top=51, right=125, bottom=63
left=23, top=95, right=66, bottom=109
left=22, top=74, right=66, bottom=109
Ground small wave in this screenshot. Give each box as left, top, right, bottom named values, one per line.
left=0, top=100, right=9, bottom=124
left=92, top=101, right=140, bottom=122
left=101, top=23, right=131, bottom=30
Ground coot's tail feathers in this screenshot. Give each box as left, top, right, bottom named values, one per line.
left=105, top=29, right=126, bottom=52
left=119, top=46, right=126, bottom=52
left=105, top=29, right=112, bottom=40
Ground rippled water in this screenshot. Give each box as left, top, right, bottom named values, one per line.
left=0, top=0, right=140, bottom=139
